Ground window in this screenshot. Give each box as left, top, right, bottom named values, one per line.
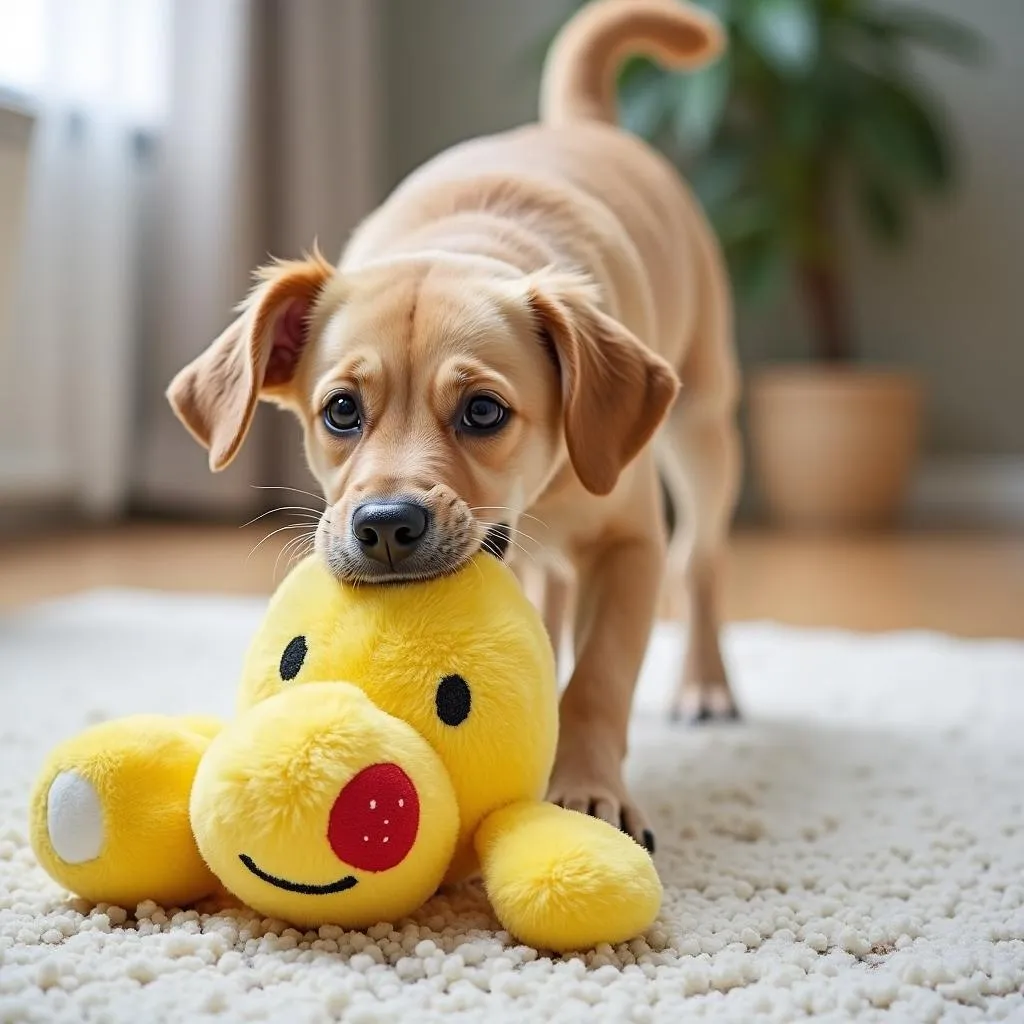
left=0, top=0, right=171, bottom=128
left=0, top=0, right=45, bottom=103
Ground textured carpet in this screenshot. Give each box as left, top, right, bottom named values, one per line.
left=1, top=590, right=1023, bottom=1023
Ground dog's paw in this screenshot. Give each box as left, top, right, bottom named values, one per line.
left=672, top=681, right=741, bottom=726
left=547, top=777, right=655, bottom=854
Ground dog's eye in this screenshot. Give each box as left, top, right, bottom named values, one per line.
left=323, top=392, right=361, bottom=435
left=460, top=395, right=507, bottom=434
left=435, top=674, right=471, bottom=726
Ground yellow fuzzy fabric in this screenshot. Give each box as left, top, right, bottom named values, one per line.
left=28, top=553, right=662, bottom=950
left=474, top=802, right=663, bottom=953
left=29, top=715, right=220, bottom=907
left=236, top=554, right=559, bottom=881
left=191, top=683, right=459, bottom=928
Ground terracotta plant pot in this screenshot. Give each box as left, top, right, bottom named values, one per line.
left=748, top=367, right=923, bottom=530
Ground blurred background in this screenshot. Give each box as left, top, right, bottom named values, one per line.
left=1, top=0, right=1022, bottom=635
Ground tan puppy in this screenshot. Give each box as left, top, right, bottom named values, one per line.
left=168, top=0, right=741, bottom=850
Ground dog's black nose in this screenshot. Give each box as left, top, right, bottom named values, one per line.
left=351, top=501, right=429, bottom=566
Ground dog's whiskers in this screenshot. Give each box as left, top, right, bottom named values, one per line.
left=274, top=530, right=317, bottom=582
left=498, top=522, right=546, bottom=552
left=249, top=485, right=325, bottom=505
left=240, top=505, right=325, bottom=529
left=474, top=521, right=542, bottom=567
left=468, top=506, right=549, bottom=530
left=504, top=535, right=541, bottom=566
left=507, top=525, right=544, bottom=549
left=247, top=523, right=320, bottom=562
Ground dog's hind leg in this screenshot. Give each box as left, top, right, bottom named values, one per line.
left=658, top=234, right=742, bottom=723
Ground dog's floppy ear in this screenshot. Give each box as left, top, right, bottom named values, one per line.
left=526, top=271, right=680, bottom=496
left=167, top=249, right=334, bottom=471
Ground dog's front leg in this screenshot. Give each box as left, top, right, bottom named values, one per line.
left=547, top=530, right=664, bottom=853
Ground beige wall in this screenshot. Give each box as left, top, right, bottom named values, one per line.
left=851, top=0, right=1024, bottom=456
left=382, top=0, right=1024, bottom=459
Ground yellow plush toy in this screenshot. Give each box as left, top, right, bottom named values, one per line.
left=29, top=554, right=661, bottom=952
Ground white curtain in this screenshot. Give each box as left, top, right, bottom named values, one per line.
left=0, top=0, right=382, bottom=521
left=135, top=0, right=384, bottom=515
left=132, top=0, right=272, bottom=515
left=1, top=0, right=168, bottom=516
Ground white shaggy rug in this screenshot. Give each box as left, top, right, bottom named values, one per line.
left=1, top=591, right=1023, bottom=1023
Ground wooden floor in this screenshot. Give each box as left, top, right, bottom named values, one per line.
left=2, top=523, right=1022, bottom=638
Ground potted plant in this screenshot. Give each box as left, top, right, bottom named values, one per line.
left=549, top=0, right=984, bottom=529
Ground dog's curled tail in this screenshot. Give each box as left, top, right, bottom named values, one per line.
left=540, top=0, right=725, bottom=127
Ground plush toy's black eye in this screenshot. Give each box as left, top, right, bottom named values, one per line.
left=435, top=674, right=471, bottom=726
left=280, top=636, right=307, bottom=681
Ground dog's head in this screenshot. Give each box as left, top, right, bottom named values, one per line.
left=168, top=249, right=678, bottom=582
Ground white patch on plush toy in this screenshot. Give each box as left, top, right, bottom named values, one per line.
left=47, top=771, right=104, bottom=864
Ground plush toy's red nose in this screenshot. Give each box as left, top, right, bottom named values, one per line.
left=327, top=763, right=420, bottom=872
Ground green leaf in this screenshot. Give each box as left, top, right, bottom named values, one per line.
left=670, top=54, right=731, bottom=152
left=869, top=3, right=986, bottom=65
left=713, top=193, right=779, bottom=244
left=616, top=53, right=656, bottom=92
left=779, top=86, right=828, bottom=152
left=726, top=232, right=788, bottom=304
left=694, top=0, right=732, bottom=20
left=858, top=177, right=907, bottom=246
left=850, top=78, right=951, bottom=190
left=688, top=146, right=750, bottom=210
left=618, top=59, right=674, bottom=141
left=746, top=0, right=819, bottom=76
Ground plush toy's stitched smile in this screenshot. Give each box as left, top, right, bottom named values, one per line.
left=238, top=854, right=358, bottom=895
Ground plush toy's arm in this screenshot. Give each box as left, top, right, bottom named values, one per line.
left=178, top=715, right=226, bottom=741
left=30, top=715, right=224, bottom=908
left=473, top=800, right=661, bottom=953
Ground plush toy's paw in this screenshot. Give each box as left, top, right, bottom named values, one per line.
left=475, top=801, right=662, bottom=952
left=190, top=682, right=459, bottom=930
left=29, top=715, right=222, bottom=908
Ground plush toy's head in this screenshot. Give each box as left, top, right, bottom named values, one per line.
left=30, top=551, right=659, bottom=949
left=190, top=552, right=558, bottom=927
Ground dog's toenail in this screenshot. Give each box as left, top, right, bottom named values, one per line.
left=642, top=829, right=656, bottom=854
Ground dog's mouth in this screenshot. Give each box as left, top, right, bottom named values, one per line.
left=480, top=522, right=511, bottom=561
left=238, top=854, right=358, bottom=895
left=323, top=520, right=510, bottom=585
